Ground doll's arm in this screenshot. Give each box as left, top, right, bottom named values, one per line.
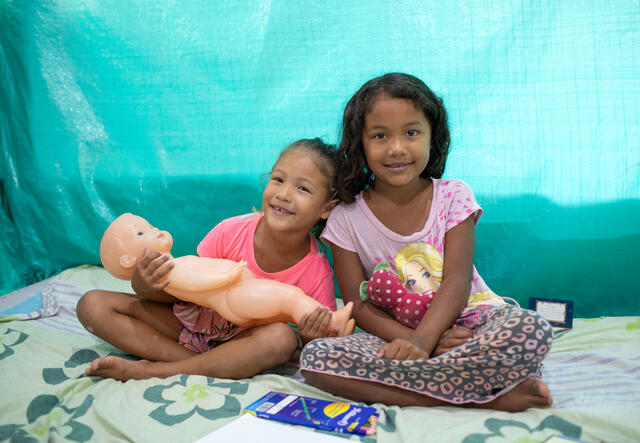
left=168, top=257, right=247, bottom=292
left=329, top=242, right=412, bottom=342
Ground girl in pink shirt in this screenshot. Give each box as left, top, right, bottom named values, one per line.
left=77, top=138, right=342, bottom=381
left=300, top=73, right=553, bottom=412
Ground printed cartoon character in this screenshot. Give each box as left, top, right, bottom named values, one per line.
left=361, top=243, right=443, bottom=328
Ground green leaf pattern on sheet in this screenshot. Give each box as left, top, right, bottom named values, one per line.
left=377, top=408, right=397, bottom=434
left=0, top=327, right=28, bottom=360
left=626, top=317, right=640, bottom=331
left=43, top=349, right=101, bottom=384
left=143, top=374, right=249, bottom=425
left=0, top=394, right=94, bottom=442
left=42, top=349, right=139, bottom=385
left=462, top=415, right=581, bottom=443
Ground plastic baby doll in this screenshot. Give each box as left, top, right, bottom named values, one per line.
left=100, top=213, right=356, bottom=336
left=362, top=243, right=442, bottom=328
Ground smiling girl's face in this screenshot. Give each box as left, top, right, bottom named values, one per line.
left=361, top=94, right=432, bottom=193
left=404, top=260, right=438, bottom=294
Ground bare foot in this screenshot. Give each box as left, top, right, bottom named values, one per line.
left=330, top=302, right=355, bottom=336
left=85, top=356, right=156, bottom=382
left=484, top=378, right=553, bottom=412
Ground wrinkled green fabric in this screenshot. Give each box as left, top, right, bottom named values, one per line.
left=1, top=1, right=638, bottom=316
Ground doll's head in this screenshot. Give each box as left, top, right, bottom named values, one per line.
left=336, top=73, right=450, bottom=203
left=395, top=243, right=443, bottom=294
left=99, top=213, right=173, bottom=280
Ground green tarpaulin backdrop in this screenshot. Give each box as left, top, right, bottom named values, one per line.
left=1, top=1, right=639, bottom=317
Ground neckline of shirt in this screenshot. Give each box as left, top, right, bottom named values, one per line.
left=248, top=211, right=317, bottom=276
left=355, top=178, right=440, bottom=242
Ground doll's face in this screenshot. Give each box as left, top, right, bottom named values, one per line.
left=404, top=260, right=438, bottom=294
left=116, top=214, right=173, bottom=257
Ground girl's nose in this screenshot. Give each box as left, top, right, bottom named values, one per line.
left=276, top=185, right=291, bottom=201
left=389, top=136, right=404, bottom=155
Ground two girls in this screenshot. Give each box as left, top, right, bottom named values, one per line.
left=300, top=73, right=553, bottom=412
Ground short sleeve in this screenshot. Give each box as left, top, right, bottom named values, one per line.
left=442, top=180, right=483, bottom=232
left=320, top=204, right=357, bottom=252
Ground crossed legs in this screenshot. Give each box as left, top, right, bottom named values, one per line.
left=76, top=290, right=298, bottom=381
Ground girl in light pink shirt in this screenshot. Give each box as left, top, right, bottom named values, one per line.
left=301, top=73, right=553, bottom=412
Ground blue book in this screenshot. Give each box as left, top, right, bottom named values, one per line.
left=243, top=391, right=379, bottom=436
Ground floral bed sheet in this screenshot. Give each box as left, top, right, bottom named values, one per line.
left=1, top=265, right=639, bottom=442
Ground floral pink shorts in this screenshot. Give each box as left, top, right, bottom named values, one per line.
left=173, top=302, right=250, bottom=353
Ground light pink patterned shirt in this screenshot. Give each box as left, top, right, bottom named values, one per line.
left=322, top=179, right=501, bottom=305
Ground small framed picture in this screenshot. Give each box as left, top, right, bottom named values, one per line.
left=528, top=297, right=574, bottom=330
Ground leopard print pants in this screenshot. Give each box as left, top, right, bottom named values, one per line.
left=300, top=305, right=552, bottom=404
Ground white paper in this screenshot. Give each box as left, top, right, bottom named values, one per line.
left=194, top=413, right=347, bottom=443
left=536, top=300, right=567, bottom=322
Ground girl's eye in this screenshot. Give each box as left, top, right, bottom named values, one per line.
left=373, top=133, right=385, bottom=140
left=137, top=232, right=144, bottom=236
left=407, top=129, right=419, bottom=136
left=271, top=176, right=283, bottom=183
left=298, top=186, right=310, bottom=193
left=407, top=279, right=416, bottom=286
left=422, top=271, right=430, bottom=279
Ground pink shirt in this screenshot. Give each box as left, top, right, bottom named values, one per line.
left=322, top=179, right=501, bottom=304
left=198, top=212, right=337, bottom=310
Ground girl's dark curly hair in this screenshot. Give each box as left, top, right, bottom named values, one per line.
left=336, top=73, right=450, bottom=203
left=275, top=138, right=338, bottom=239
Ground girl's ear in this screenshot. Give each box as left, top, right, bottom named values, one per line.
left=119, top=254, right=138, bottom=270
left=321, top=198, right=339, bottom=220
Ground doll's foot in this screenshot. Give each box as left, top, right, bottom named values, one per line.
left=484, top=378, right=552, bottom=412
left=342, top=318, right=356, bottom=336
left=85, top=356, right=156, bottom=382
left=332, top=301, right=355, bottom=336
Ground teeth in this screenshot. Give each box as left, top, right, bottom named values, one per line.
left=273, top=206, right=292, bottom=214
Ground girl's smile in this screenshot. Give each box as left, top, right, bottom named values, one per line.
left=270, top=204, right=294, bottom=216
left=384, top=161, right=414, bottom=173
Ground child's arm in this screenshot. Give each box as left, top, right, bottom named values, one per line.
left=380, top=216, right=475, bottom=358
left=131, top=249, right=177, bottom=303
left=330, top=242, right=414, bottom=342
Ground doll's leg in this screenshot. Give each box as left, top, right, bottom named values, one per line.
left=76, top=290, right=194, bottom=362
left=222, top=280, right=355, bottom=335
left=84, top=322, right=298, bottom=381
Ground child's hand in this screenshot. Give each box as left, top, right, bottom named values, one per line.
left=298, top=307, right=337, bottom=344
left=131, top=248, right=174, bottom=298
left=432, top=325, right=473, bottom=356
left=376, top=338, right=430, bottom=360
